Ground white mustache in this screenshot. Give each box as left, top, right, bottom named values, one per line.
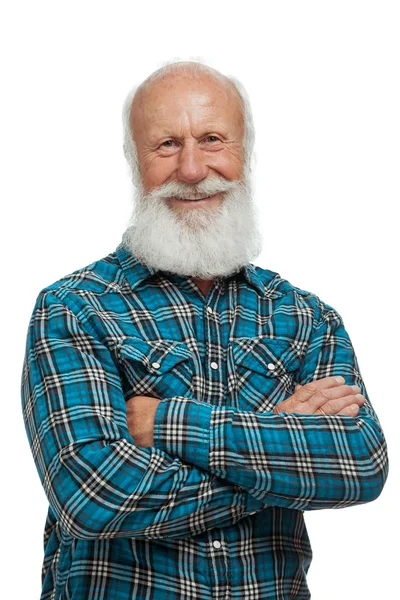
left=146, top=177, right=241, bottom=202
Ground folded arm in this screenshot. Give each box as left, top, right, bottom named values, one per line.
left=153, top=305, right=389, bottom=510
left=21, top=291, right=266, bottom=541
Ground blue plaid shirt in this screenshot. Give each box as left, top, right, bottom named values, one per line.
left=21, top=241, right=388, bottom=600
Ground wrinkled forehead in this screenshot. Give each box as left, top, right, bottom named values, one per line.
left=130, top=72, right=244, bottom=139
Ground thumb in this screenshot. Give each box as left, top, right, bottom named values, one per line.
left=295, top=384, right=302, bottom=391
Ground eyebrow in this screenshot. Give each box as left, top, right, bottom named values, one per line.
left=148, top=133, right=174, bottom=145
left=149, top=129, right=229, bottom=145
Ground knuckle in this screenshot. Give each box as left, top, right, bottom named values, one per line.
left=320, top=399, right=335, bottom=414
left=318, top=388, right=331, bottom=401
left=303, top=382, right=318, bottom=394
left=300, top=382, right=318, bottom=401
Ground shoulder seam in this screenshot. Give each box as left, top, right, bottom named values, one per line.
left=38, top=289, right=102, bottom=342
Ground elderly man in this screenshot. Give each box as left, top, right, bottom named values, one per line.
left=21, top=60, right=388, bottom=600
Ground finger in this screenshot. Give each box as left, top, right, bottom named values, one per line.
left=318, top=394, right=365, bottom=415
left=299, top=383, right=362, bottom=412
left=300, top=376, right=346, bottom=400
left=295, top=377, right=354, bottom=408
left=317, top=402, right=361, bottom=416
left=312, top=375, right=347, bottom=389
left=337, top=404, right=360, bottom=417
left=318, top=384, right=361, bottom=401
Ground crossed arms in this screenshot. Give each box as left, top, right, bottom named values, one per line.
left=127, top=375, right=367, bottom=447
left=21, top=291, right=388, bottom=541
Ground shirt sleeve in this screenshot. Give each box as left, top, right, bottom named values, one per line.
left=21, top=291, right=267, bottom=541
left=153, top=303, right=389, bottom=510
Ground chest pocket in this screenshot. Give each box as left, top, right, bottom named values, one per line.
left=231, top=337, right=301, bottom=412
left=115, top=337, right=194, bottom=400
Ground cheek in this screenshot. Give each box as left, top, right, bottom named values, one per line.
left=141, top=157, right=177, bottom=189
left=211, top=151, right=244, bottom=180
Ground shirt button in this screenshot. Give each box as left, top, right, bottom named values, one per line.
left=206, top=306, right=213, bottom=314
left=151, top=362, right=161, bottom=369
left=213, top=540, right=221, bottom=549
left=267, top=363, right=276, bottom=371
left=210, top=362, right=219, bottom=370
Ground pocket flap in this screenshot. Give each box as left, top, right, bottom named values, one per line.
left=118, top=337, right=192, bottom=375
left=232, top=337, right=300, bottom=377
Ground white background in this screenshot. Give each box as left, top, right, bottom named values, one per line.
left=1, top=1, right=398, bottom=598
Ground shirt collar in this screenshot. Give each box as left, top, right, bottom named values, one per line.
left=115, top=243, right=157, bottom=291
left=115, top=241, right=270, bottom=297
left=241, top=263, right=269, bottom=296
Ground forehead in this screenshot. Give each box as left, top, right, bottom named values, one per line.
left=131, top=73, right=244, bottom=140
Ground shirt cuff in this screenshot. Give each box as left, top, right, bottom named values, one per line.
left=153, top=396, right=212, bottom=470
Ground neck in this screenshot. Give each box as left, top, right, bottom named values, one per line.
left=192, top=277, right=215, bottom=297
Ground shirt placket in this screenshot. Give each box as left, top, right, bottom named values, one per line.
left=208, top=531, right=231, bottom=600
left=203, top=282, right=231, bottom=598
left=203, top=282, right=226, bottom=408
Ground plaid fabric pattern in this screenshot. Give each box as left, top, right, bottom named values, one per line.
left=21, top=241, right=388, bottom=600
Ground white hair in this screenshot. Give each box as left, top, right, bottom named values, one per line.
left=122, top=57, right=256, bottom=187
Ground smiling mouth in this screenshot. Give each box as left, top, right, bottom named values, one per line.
left=174, top=193, right=219, bottom=203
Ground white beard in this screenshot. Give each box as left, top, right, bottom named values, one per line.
left=122, top=174, right=263, bottom=279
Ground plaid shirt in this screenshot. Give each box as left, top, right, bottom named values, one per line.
left=21, top=241, right=388, bottom=600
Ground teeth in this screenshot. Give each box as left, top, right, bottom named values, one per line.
left=173, top=194, right=217, bottom=201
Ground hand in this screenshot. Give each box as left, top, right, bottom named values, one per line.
left=273, top=376, right=365, bottom=416
left=126, top=395, right=162, bottom=447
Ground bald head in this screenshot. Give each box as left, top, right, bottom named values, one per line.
left=132, top=61, right=243, bottom=119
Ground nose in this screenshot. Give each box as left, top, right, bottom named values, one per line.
left=176, top=140, right=209, bottom=184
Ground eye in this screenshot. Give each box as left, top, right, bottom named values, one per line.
left=161, top=140, right=176, bottom=148
left=205, top=135, right=220, bottom=143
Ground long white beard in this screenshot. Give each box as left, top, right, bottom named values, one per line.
left=122, top=175, right=263, bottom=279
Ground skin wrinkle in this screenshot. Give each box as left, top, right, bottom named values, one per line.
left=131, top=75, right=245, bottom=193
